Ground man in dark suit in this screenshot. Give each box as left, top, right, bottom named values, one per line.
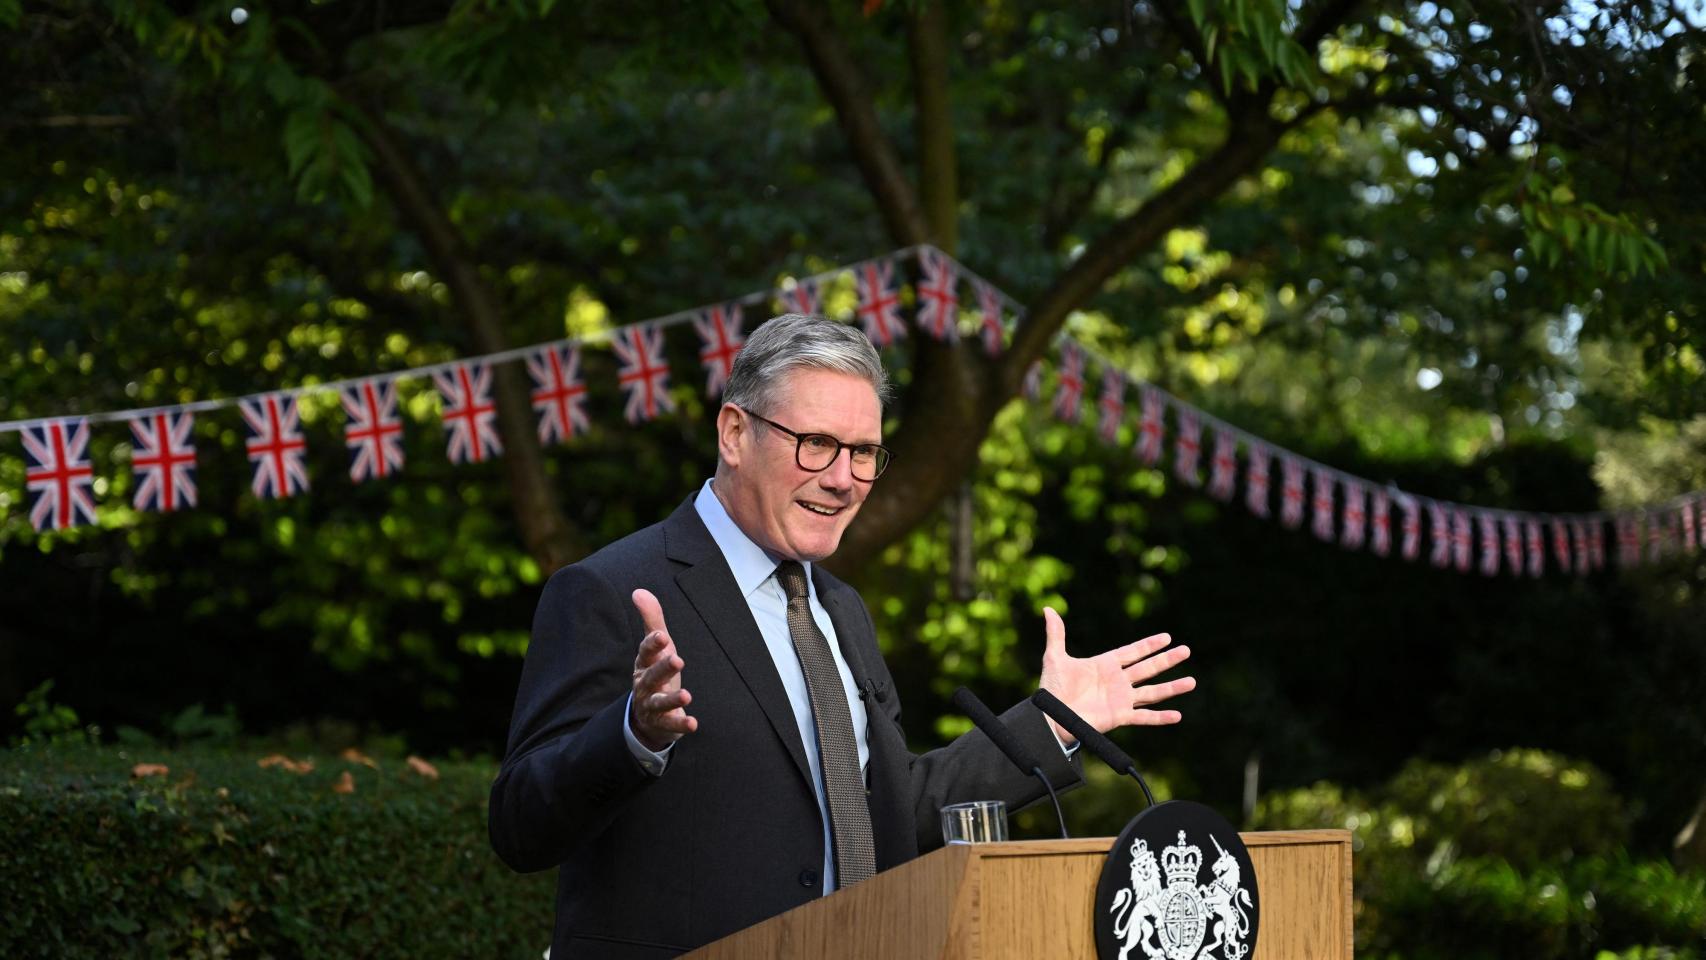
left=489, top=314, right=1195, bottom=958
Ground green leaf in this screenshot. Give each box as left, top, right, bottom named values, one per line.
left=1219, top=50, right=1238, bottom=95
left=0, top=0, right=22, bottom=29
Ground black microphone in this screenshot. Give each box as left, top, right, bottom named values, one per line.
left=1031, top=689, right=1156, bottom=808
left=952, top=686, right=1068, bottom=839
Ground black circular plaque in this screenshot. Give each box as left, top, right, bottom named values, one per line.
left=1093, top=800, right=1260, bottom=960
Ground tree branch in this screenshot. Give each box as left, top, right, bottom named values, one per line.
left=765, top=0, right=930, bottom=247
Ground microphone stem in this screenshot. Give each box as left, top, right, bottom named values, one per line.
left=1127, top=765, right=1156, bottom=808
left=1032, top=766, right=1068, bottom=840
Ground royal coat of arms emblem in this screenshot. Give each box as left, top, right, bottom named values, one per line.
left=1095, top=802, right=1258, bottom=960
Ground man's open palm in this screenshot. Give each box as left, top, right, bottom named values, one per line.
left=1037, top=607, right=1195, bottom=737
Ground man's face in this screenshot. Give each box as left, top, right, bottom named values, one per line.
left=718, top=368, right=883, bottom=563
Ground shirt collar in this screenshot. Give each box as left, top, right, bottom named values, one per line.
left=694, top=479, right=812, bottom=601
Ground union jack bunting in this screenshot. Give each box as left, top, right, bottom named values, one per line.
left=1370, top=488, right=1392, bottom=556
left=1428, top=501, right=1451, bottom=567
left=1550, top=518, right=1572, bottom=572
left=527, top=345, right=590, bottom=445
left=853, top=260, right=907, bottom=347
left=692, top=304, right=746, bottom=396
left=1022, top=360, right=1044, bottom=402
left=241, top=394, right=309, bottom=500
left=915, top=248, right=959, bottom=342
left=780, top=277, right=821, bottom=316
left=1502, top=515, right=1524, bottom=574
left=1588, top=519, right=1607, bottom=569
left=1207, top=430, right=1237, bottom=501
left=1525, top=520, right=1544, bottom=577
left=1244, top=441, right=1271, bottom=517
left=1340, top=480, right=1366, bottom=550
left=434, top=362, right=502, bottom=464
left=1682, top=500, right=1698, bottom=551
left=1280, top=456, right=1306, bottom=529
left=21, top=418, right=97, bottom=530
left=974, top=279, right=1004, bottom=356
left=1135, top=389, right=1165, bottom=466
left=1573, top=519, right=1592, bottom=573
left=1174, top=410, right=1203, bottom=487
left=613, top=323, right=676, bottom=424
left=1451, top=510, right=1472, bottom=572
left=1310, top=467, right=1335, bottom=541
left=1616, top=514, right=1642, bottom=567
left=1054, top=343, right=1085, bottom=423
left=128, top=411, right=197, bottom=512
left=341, top=380, right=405, bottom=482
left=1479, top=513, right=1501, bottom=576
left=1401, top=494, right=1423, bottom=560
left=1096, top=369, right=1125, bottom=445
left=1647, top=510, right=1668, bottom=561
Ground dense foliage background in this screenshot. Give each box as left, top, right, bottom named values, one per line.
left=3, top=0, right=1704, bottom=955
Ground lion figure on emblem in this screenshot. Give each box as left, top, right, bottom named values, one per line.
left=1199, top=835, right=1253, bottom=960
left=1109, top=837, right=1166, bottom=960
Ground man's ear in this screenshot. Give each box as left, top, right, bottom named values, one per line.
left=715, top=403, right=745, bottom=467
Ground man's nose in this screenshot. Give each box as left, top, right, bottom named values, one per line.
left=817, top=447, right=855, bottom=489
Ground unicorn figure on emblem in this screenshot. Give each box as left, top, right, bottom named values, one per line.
left=1199, top=835, right=1254, bottom=960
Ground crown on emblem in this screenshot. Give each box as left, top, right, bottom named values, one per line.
left=1162, top=830, right=1201, bottom=886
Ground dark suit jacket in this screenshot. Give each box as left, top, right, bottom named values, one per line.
left=489, top=498, right=1082, bottom=958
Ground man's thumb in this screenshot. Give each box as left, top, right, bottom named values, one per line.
left=632, top=588, right=669, bottom=637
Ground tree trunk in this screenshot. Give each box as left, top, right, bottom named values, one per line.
left=349, top=99, right=583, bottom=574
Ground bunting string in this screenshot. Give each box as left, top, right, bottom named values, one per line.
left=4, top=244, right=1703, bottom=577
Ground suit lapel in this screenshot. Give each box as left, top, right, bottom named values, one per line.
left=664, top=500, right=813, bottom=791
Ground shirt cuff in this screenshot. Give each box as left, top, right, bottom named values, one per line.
left=1049, top=720, right=1081, bottom=759
left=623, top=692, right=673, bottom=776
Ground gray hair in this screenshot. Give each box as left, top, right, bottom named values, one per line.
left=722, top=313, right=890, bottom=414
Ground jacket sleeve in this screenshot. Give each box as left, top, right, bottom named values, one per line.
left=488, top=562, right=657, bottom=873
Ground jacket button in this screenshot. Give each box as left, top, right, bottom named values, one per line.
left=798, top=868, right=819, bottom=888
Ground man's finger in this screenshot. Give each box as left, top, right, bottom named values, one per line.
left=633, top=630, right=671, bottom=670
left=637, top=653, right=685, bottom=695
left=632, top=588, right=670, bottom=638
left=1130, top=708, right=1183, bottom=726
left=1122, top=645, right=1190, bottom=684
left=1043, top=607, right=1067, bottom=660
left=1113, top=632, right=1172, bottom=667
left=1132, top=675, right=1197, bottom=705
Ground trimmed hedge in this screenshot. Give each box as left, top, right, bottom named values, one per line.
left=0, top=743, right=554, bottom=959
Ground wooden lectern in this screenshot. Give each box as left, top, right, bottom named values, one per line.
left=684, top=831, right=1351, bottom=959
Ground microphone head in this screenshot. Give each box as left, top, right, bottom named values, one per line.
left=1031, top=689, right=1137, bottom=774
left=954, top=686, right=1043, bottom=774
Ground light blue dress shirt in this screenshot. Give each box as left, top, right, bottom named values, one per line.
left=624, top=479, right=870, bottom=895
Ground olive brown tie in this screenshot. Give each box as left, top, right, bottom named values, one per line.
left=774, top=560, right=877, bottom=889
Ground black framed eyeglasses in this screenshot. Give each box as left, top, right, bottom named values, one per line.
left=743, top=409, right=895, bottom=482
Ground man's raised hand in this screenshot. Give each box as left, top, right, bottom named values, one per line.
left=629, top=589, right=697, bottom=751
left=1036, top=606, right=1195, bottom=741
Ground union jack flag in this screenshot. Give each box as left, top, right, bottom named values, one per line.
left=1340, top=480, right=1366, bottom=550
left=974, top=279, right=1004, bottom=356
left=613, top=323, right=676, bottom=424
left=915, top=248, right=959, bottom=342
left=435, top=362, right=502, bottom=465
left=341, top=380, right=405, bottom=482
left=1502, top=515, right=1523, bottom=574
left=1479, top=513, right=1501, bottom=576
left=1589, top=519, right=1607, bottom=569
left=781, top=277, right=821, bottom=316
left=1682, top=500, right=1698, bottom=552
left=241, top=394, right=309, bottom=500
left=1647, top=510, right=1668, bottom=561
left=692, top=304, right=746, bottom=396
left=1054, top=343, right=1085, bottom=423
left=1525, top=520, right=1544, bottom=577
left=1550, top=518, right=1573, bottom=572
left=1022, top=360, right=1044, bottom=401
left=1175, top=411, right=1204, bottom=487
left=1398, top=494, right=1421, bottom=560
left=22, top=418, right=97, bottom=530
left=527, top=345, right=590, bottom=445
left=854, top=260, right=907, bottom=348
left=1206, top=430, right=1237, bottom=501
left=1370, top=488, right=1392, bottom=556
left=1135, top=388, right=1165, bottom=466
left=1244, top=441, right=1271, bottom=517
left=1310, top=467, right=1335, bottom=541
left=1096, top=369, right=1125, bottom=444
left=128, top=410, right=197, bottom=512
left=1428, top=501, right=1451, bottom=567
left=1279, top=456, right=1305, bottom=529
left=1451, top=510, right=1472, bottom=572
